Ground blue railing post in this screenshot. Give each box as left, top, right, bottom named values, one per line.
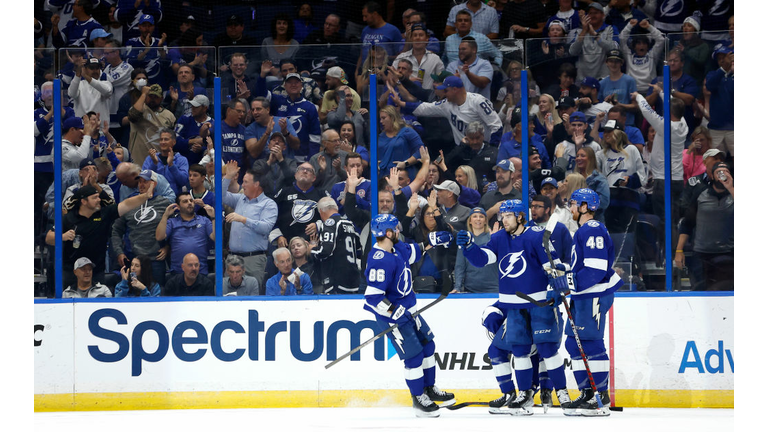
left=369, top=42, right=378, bottom=223
left=521, top=70, right=529, bottom=207
left=53, top=79, right=63, bottom=298
left=214, top=77, right=223, bottom=297
left=663, top=65, right=672, bottom=291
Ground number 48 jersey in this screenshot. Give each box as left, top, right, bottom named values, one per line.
left=311, top=214, right=362, bottom=294
left=570, top=220, right=624, bottom=299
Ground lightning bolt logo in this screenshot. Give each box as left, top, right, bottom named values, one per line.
left=499, top=251, right=527, bottom=279
left=593, top=297, right=601, bottom=330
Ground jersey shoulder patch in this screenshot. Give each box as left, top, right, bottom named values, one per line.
left=372, top=251, right=385, bottom=260
left=434, top=99, right=445, bottom=106
left=687, top=176, right=701, bottom=187
left=586, top=220, right=601, bottom=228
left=325, top=218, right=336, bottom=226
left=530, top=225, right=544, bottom=232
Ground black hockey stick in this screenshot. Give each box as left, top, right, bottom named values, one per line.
left=515, top=291, right=554, bottom=307
left=443, top=401, right=489, bottom=410
left=325, top=282, right=452, bottom=369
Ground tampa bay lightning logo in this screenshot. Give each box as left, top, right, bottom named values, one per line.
left=396, top=267, right=413, bottom=297
left=499, top=251, right=527, bottom=279
left=291, top=199, right=317, bottom=225
left=660, top=0, right=684, bottom=16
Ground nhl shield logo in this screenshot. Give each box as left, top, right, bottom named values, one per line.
left=291, top=199, right=317, bottom=225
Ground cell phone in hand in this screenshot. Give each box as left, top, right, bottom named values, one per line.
left=434, top=155, right=443, bottom=165
left=123, top=257, right=131, bottom=269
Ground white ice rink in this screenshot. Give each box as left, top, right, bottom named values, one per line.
left=35, top=406, right=734, bottom=432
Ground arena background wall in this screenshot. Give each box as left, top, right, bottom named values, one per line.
left=34, top=293, right=733, bottom=411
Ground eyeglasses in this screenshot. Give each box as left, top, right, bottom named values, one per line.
left=530, top=204, right=546, bottom=209
left=325, top=138, right=341, bottom=143
left=297, top=167, right=315, bottom=174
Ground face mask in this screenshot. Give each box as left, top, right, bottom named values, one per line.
left=136, top=78, right=147, bottom=89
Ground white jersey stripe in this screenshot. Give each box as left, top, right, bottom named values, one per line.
left=572, top=272, right=623, bottom=296
left=584, top=257, right=608, bottom=271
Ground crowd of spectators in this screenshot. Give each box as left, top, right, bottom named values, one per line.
left=34, top=0, right=734, bottom=297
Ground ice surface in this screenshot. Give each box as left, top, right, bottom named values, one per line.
left=35, top=406, right=734, bottom=432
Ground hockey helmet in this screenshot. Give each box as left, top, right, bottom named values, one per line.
left=499, top=199, right=526, bottom=216
left=570, top=188, right=600, bottom=211
left=371, top=213, right=399, bottom=237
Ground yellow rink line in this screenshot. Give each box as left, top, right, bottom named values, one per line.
left=35, top=389, right=734, bottom=412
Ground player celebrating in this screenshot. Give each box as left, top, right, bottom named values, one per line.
left=457, top=200, right=572, bottom=415
left=550, top=188, right=623, bottom=416
left=363, top=214, right=455, bottom=417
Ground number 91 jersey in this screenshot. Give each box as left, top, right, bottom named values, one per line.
left=570, top=220, right=624, bottom=299
left=363, top=242, right=422, bottom=323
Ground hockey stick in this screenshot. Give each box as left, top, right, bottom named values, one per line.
left=514, top=218, right=564, bottom=307
left=325, top=282, right=452, bottom=369
left=515, top=291, right=553, bottom=307
left=443, top=401, right=489, bottom=410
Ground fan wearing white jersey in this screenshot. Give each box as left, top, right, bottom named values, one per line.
left=390, top=76, right=503, bottom=147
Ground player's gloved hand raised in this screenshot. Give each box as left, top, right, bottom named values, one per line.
left=428, top=231, right=453, bottom=248
left=456, top=230, right=474, bottom=249
left=391, top=304, right=414, bottom=326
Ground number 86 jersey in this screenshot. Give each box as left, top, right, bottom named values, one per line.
left=570, top=220, right=624, bottom=299
left=363, top=242, right=422, bottom=323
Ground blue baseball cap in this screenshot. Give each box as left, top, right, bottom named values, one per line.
left=437, top=75, right=464, bottom=90
left=89, top=28, right=112, bottom=41
left=569, top=111, right=587, bottom=124
left=711, top=44, right=733, bottom=60
left=541, top=177, right=558, bottom=189
left=580, top=76, right=600, bottom=91
left=469, top=207, right=486, bottom=217
left=139, top=14, right=155, bottom=25
left=63, top=116, right=84, bottom=131
left=493, top=159, right=515, bottom=172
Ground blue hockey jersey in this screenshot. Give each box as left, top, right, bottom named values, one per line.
left=256, top=76, right=322, bottom=158
left=364, top=241, right=422, bottom=323
left=330, top=179, right=371, bottom=217
left=569, top=219, right=623, bottom=299
left=464, top=226, right=561, bottom=309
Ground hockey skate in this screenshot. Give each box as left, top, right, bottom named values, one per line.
left=412, top=393, right=440, bottom=418
left=487, top=391, right=516, bottom=414
left=539, top=388, right=553, bottom=413
left=425, top=385, right=456, bottom=407
left=577, top=390, right=611, bottom=416
left=506, top=389, right=535, bottom=416
left=555, top=388, right=572, bottom=412
left=561, top=388, right=591, bottom=416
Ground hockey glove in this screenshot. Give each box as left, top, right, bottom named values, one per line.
left=456, top=230, right=474, bottom=249
left=481, top=305, right=505, bottom=334
left=546, top=288, right=563, bottom=308
left=551, top=271, right=576, bottom=295
left=391, top=304, right=414, bottom=326
left=428, top=231, right=453, bottom=248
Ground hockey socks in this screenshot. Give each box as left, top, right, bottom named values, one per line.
left=511, top=356, right=534, bottom=392
left=422, top=341, right=437, bottom=388
left=488, top=345, right=515, bottom=394
left=404, top=355, right=425, bottom=396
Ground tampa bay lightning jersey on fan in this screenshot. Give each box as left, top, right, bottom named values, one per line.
left=272, top=183, right=329, bottom=241
left=464, top=225, right=560, bottom=309
left=570, top=220, right=623, bottom=299
left=364, top=241, right=422, bottom=323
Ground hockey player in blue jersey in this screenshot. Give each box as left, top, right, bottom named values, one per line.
left=457, top=200, right=572, bottom=415
left=550, top=188, right=623, bottom=416
left=364, top=214, right=455, bottom=417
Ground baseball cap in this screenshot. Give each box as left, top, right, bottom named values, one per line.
left=606, top=49, right=623, bottom=62
left=529, top=146, right=539, bottom=156
left=557, top=96, right=576, bottom=109
left=604, top=119, right=622, bottom=130
left=73, top=184, right=99, bottom=201
left=569, top=111, right=587, bottom=124
left=269, top=132, right=286, bottom=143
left=89, top=28, right=112, bottom=41
left=541, top=177, right=558, bottom=189
left=148, top=84, right=163, bottom=97
left=138, top=169, right=157, bottom=182
left=493, top=159, right=515, bottom=172
left=86, top=57, right=101, bottom=68
left=580, top=76, right=600, bottom=91
left=63, top=116, right=84, bottom=131
left=283, top=73, right=302, bottom=83
left=227, top=14, right=244, bottom=26
left=711, top=44, right=733, bottom=60
left=410, top=23, right=426, bottom=33
left=437, top=75, right=464, bottom=90
left=79, top=159, right=96, bottom=170
left=183, top=15, right=196, bottom=23
left=326, top=66, right=348, bottom=85
left=469, top=207, right=486, bottom=217
left=74, top=257, right=95, bottom=271
left=702, top=148, right=726, bottom=161
left=588, top=2, right=605, bottom=12
left=547, top=20, right=565, bottom=32
left=430, top=70, right=453, bottom=84
left=189, top=94, right=210, bottom=107
left=433, top=180, right=461, bottom=196
left=139, top=14, right=155, bottom=25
